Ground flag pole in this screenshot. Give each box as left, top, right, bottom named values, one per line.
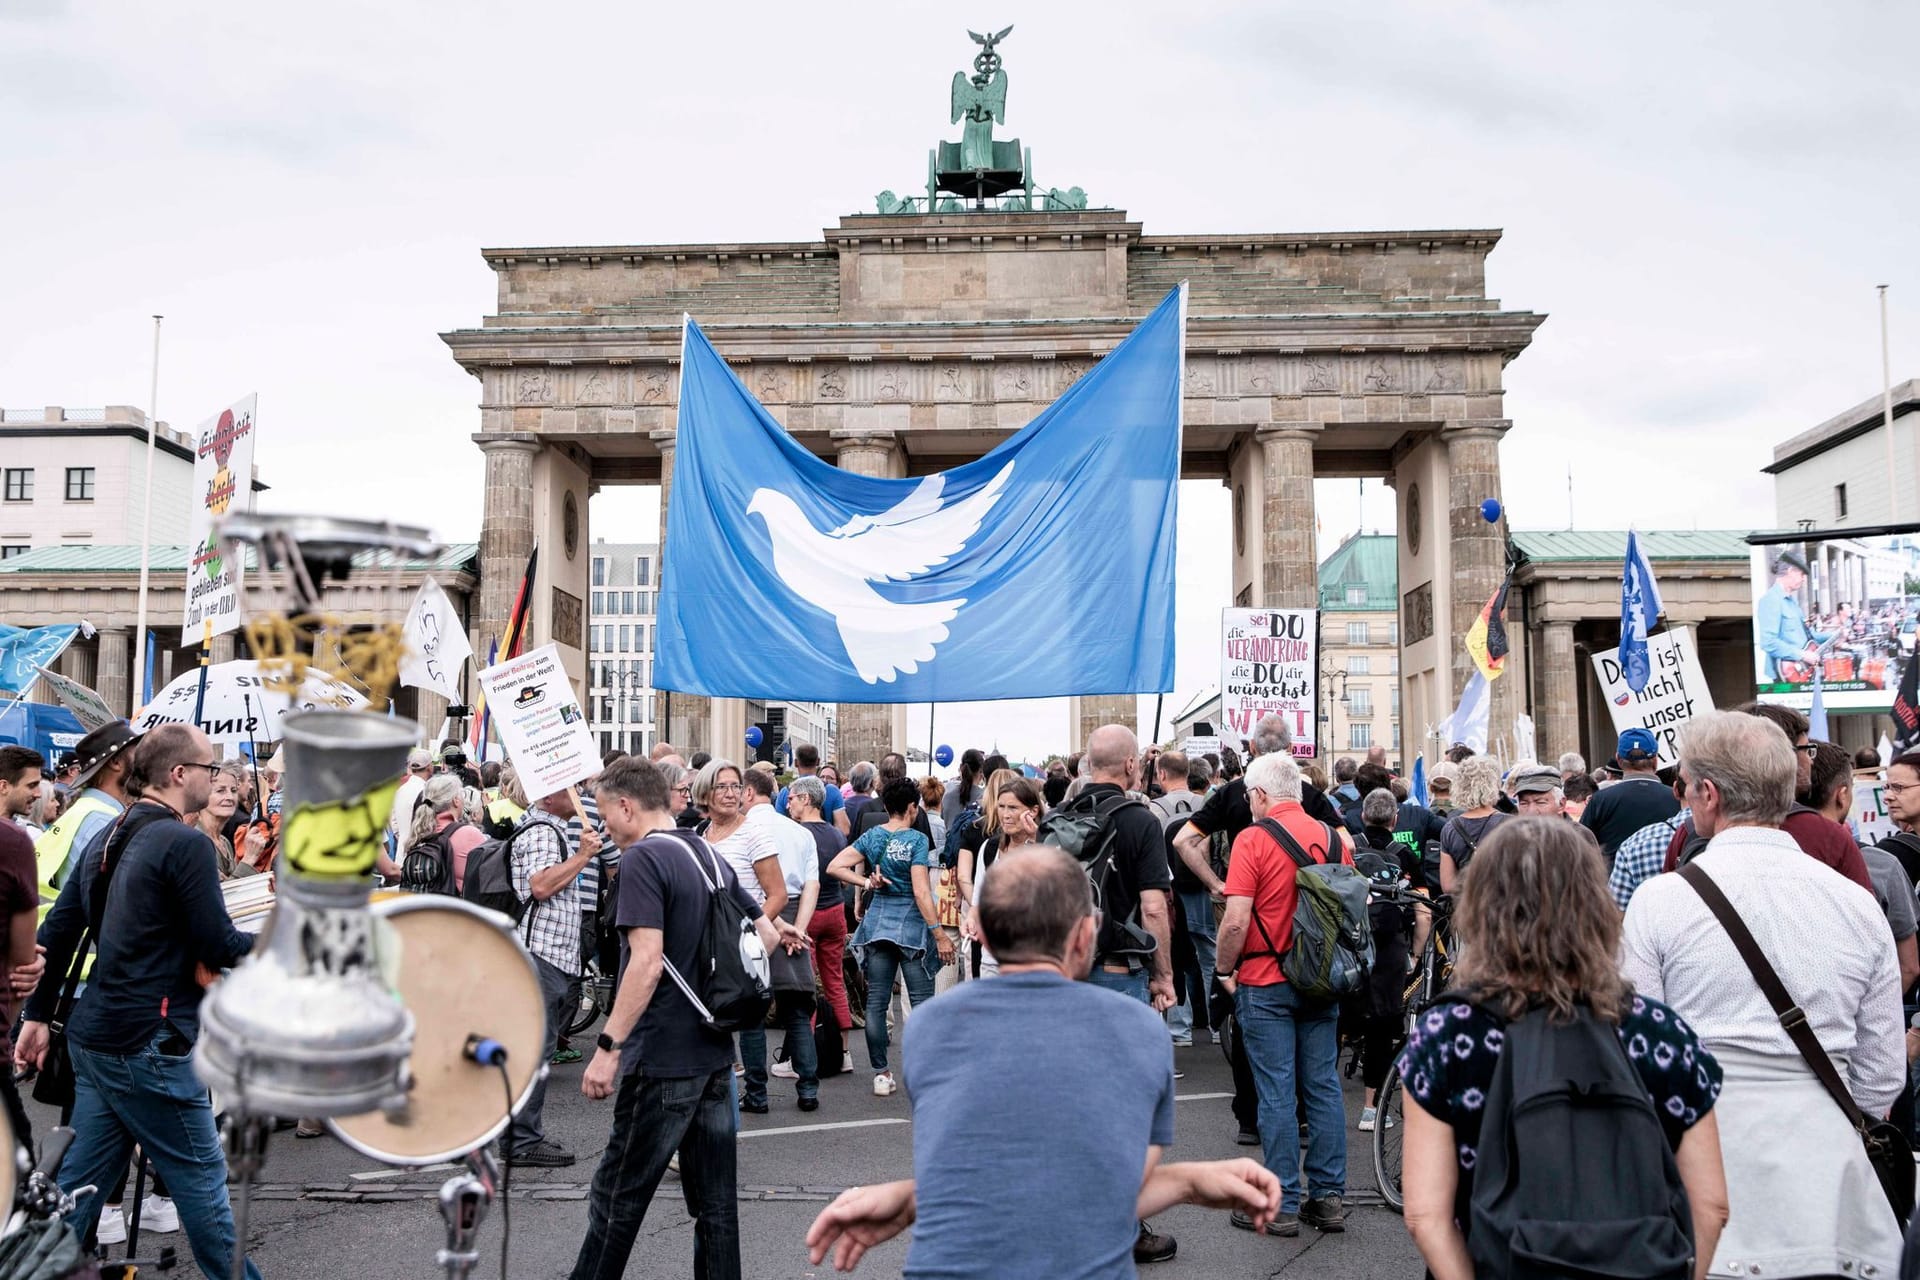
left=1881, top=285, right=1897, bottom=523
left=132, top=316, right=163, bottom=714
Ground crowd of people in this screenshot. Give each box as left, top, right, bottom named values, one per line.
left=11, top=695, right=1920, bottom=1279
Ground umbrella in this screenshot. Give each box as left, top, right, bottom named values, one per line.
left=133, top=659, right=366, bottom=745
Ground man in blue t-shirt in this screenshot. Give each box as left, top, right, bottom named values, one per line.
left=775, top=742, right=848, bottom=835
left=806, top=847, right=1280, bottom=1278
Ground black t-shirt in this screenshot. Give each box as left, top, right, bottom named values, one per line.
left=1440, top=811, right=1509, bottom=879
left=1186, top=775, right=1344, bottom=844
left=616, top=830, right=761, bottom=1079
left=1579, top=775, right=1681, bottom=859
left=1079, top=783, right=1174, bottom=963
left=803, top=820, right=847, bottom=910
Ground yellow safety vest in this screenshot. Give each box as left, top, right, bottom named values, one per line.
left=487, top=795, right=525, bottom=829
left=33, top=794, right=116, bottom=917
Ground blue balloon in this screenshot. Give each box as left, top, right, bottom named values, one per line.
left=934, top=745, right=954, bottom=768
left=1479, top=498, right=1503, bottom=525
left=745, top=725, right=764, bottom=749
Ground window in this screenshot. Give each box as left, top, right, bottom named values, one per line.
left=638, top=624, right=650, bottom=652
left=1348, top=724, right=1371, bottom=750
left=592, top=557, right=606, bottom=587
left=600, top=698, right=614, bottom=721
left=1391, top=686, right=1400, bottom=716
left=3, top=469, right=31, bottom=502
left=636, top=556, right=652, bottom=586
left=619, top=624, right=630, bottom=652
left=1391, top=723, right=1400, bottom=750
left=627, top=701, right=642, bottom=724
left=623, top=591, right=635, bottom=614
left=638, top=592, right=653, bottom=614
left=1345, top=585, right=1366, bottom=605
left=1836, top=483, right=1849, bottom=520
left=1348, top=656, right=1371, bottom=676
left=591, top=591, right=604, bottom=614
left=0, top=545, right=27, bottom=559
left=63, top=467, right=94, bottom=501
left=1347, top=686, right=1373, bottom=718
left=1346, top=622, right=1369, bottom=645
left=1388, top=622, right=1399, bottom=646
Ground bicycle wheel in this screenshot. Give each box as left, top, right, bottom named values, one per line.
left=563, top=985, right=602, bottom=1036
left=1372, top=1065, right=1407, bottom=1213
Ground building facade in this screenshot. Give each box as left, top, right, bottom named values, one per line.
left=0, top=406, right=196, bottom=556
left=1316, top=533, right=1401, bottom=762
left=586, top=540, right=660, bottom=757
left=1767, top=378, right=1920, bottom=529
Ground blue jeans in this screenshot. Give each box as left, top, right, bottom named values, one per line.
left=510, top=952, right=575, bottom=1153
left=1089, top=965, right=1151, bottom=1004
left=1236, top=982, right=1346, bottom=1211
left=862, top=942, right=936, bottom=1073
left=738, top=994, right=819, bottom=1106
left=568, top=1066, right=739, bottom=1280
left=1167, top=890, right=1218, bottom=1040
left=64, top=1034, right=262, bottom=1280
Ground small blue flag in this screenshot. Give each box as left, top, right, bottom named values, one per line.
left=1411, top=755, right=1430, bottom=807
left=1621, top=529, right=1665, bottom=695
left=143, top=629, right=159, bottom=707
left=0, top=625, right=78, bottom=698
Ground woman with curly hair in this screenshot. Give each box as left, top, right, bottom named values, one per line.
left=1435, top=755, right=1507, bottom=894
left=1396, top=817, right=1729, bottom=1280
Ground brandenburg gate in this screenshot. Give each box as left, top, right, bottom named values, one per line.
left=443, top=33, right=1543, bottom=764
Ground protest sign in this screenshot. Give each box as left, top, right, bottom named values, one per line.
left=183, top=394, right=259, bottom=639
left=1855, top=776, right=1896, bottom=847
left=37, top=666, right=117, bottom=731
left=1220, top=608, right=1318, bottom=758
left=1181, top=735, right=1221, bottom=760
left=1590, top=626, right=1713, bottom=768
left=474, top=643, right=598, bottom=799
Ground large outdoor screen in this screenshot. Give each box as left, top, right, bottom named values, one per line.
left=1751, top=528, right=1920, bottom=713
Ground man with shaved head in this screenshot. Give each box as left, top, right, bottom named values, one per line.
left=806, top=847, right=1281, bottom=1277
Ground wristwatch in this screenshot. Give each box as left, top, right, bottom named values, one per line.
left=596, top=1032, right=622, bottom=1053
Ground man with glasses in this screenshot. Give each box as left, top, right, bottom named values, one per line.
left=18, top=724, right=260, bottom=1277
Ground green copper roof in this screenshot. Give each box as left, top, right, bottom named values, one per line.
left=0, top=542, right=480, bottom=575
left=1317, top=533, right=1398, bottom=612
left=1509, top=530, right=1752, bottom=563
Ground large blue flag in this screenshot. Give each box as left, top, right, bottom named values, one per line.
left=655, top=287, right=1186, bottom=703
left=0, top=624, right=78, bottom=698
left=1620, top=529, right=1665, bottom=694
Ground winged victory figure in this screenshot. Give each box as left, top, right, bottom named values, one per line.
left=950, top=24, right=1013, bottom=171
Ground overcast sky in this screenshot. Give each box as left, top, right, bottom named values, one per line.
left=4, top=2, right=1916, bottom=760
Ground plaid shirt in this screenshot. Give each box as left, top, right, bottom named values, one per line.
left=511, top=809, right=582, bottom=974
left=1609, top=808, right=1689, bottom=910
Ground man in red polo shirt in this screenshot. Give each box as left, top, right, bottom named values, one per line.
left=1214, top=750, right=1355, bottom=1240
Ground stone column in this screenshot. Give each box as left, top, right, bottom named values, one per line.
left=210, top=632, right=236, bottom=665
left=58, top=641, right=94, bottom=691
left=652, top=429, right=710, bottom=757
left=97, top=628, right=131, bottom=718
left=475, top=436, right=540, bottom=656
left=832, top=430, right=903, bottom=769
left=1068, top=696, right=1139, bottom=754
left=1539, top=621, right=1578, bottom=763
left=1256, top=426, right=1320, bottom=608
left=1445, top=421, right=1513, bottom=755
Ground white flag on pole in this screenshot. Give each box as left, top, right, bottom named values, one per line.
left=1439, top=672, right=1491, bottom=754
left=399, top=578, right=474, bottom=701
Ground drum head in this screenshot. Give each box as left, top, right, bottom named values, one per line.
left=330, top=896, right=545, bottom=1165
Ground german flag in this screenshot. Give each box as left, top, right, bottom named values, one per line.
left=472, top=543, right=538, bottom=760
left=1464, top=575, right=1512, bottom=682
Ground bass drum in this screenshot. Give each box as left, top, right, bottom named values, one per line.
left=330, top=896, right=545, bottom=1166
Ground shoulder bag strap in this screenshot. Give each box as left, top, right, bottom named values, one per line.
left=1236, top=819, right=1300, bottom=965
left=1678, top=862, right=1869, bottom=1131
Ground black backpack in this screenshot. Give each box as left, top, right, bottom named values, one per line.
left=400, top=821, right=467, bottom=896
left=655, top=831, right=774, bottom=1034
left=1038, top=789, right=1157, bottom=958
left=461, top=826, right=533, bottom=924
left=940, top=805, right=979, bottom=870
left=1463, top=995, right=1695, bottom=1280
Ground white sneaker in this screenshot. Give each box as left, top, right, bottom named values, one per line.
left=668, top=1152, right=679, bottom=1174
left=842, top=1051, right=853, bottom=1074
left=769, top=1059, right=799, bottom=1080
left=873, top=1071, right=897, bottom=1097
left=1357, top=1106, right=1394, bottom=1132
left=1211, top=1029, right=1225, bottom=1045
left=96, top=1206, right=126, bottom=1246
left=141, top=1194, right=181, bottom=1234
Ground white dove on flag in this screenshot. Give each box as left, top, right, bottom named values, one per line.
left=747, top=461, right=1015, bottom=684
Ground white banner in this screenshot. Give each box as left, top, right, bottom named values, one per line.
left=398, top=577, right=474, bottom=700
left=1855, top=775, right=1896, bottom=847
left=182, top=394, right=259, bottom=640
left=1220, top=608, right=1319, bottom=758
left=475, top=643, right=598, bottom=799
left=1590, top=626, right=1714, bottom=769
left=35, top=666, right=116, bottom=731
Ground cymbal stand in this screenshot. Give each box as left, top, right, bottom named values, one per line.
left=436, top=1146, right=499, bottom=1280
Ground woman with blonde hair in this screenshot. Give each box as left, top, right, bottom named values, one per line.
left=1436, top=755, right=1507, bottom=894
left=1398, top=818, right=1728, bottom=1280
left=956, top=768, right=1020, bottom=916
left=961, top=776, right=1043, bottom=978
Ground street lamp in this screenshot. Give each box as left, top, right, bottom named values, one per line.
left=615, top=665, right=647, bottom=755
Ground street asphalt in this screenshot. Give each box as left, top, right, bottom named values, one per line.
left=21, top=1025, right=1425, bottom=1278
